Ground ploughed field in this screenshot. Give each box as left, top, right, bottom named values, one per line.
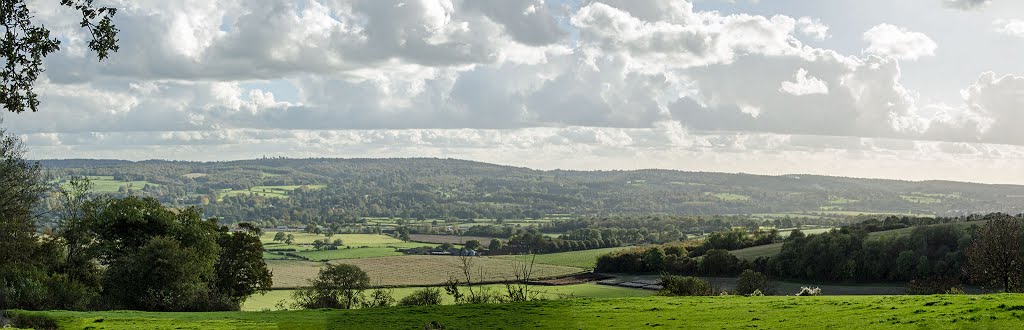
left=11, top=294, right=1024, bottom=329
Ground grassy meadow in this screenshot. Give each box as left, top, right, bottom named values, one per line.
left=242, top=283, right=655, bottom=311
left=13, top=294, right=1024, bottom=329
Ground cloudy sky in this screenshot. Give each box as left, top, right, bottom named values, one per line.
left=5, top=0, right=1024, bottom=184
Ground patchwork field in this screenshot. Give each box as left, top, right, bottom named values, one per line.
left=243, top=283, right=655, bottom=311
left=220, top=185, right=326, bottom=199
left=407, top=234, right=496, bottom=245
left=494, top=247, right=631, bottom=269
left=72, top=175, right=161, bottom=193
left=14, top=294, right=1024, bottom=329
left=261, top=233, right=432, bottom=261
left=266, top=256, right=585, bottom=288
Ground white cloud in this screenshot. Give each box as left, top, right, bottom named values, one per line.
left=863, top=24, right=938, bottom=61
left=2, top=0, right=1023, bottom=184
left=943, top=0, right=991, bottom=10
left=796, top=17, right=830, bottom=41
left=779, top=68, right=829, bottom=96
left=994, top=19, right=1024, bottom=38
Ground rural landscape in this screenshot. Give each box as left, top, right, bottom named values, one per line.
left=4, top=0, right=1024, bottom=329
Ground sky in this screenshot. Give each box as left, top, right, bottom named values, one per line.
left=5, top=0, right=1024, bottom=184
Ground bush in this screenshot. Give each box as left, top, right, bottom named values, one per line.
left=795, top=287, right=821, bottom=296
left=906, top=277, right=963, bottom=295
left=735, top=270, right=773, bottom=296
left=658, top=275, right=713, bottom=296
left=8, top=311, right=59, bottom=330
left=750, top=289, right=764, bottom=297
left=363, top=287, right=395, bottom=308
left=399, top=287, right=443, bottom=306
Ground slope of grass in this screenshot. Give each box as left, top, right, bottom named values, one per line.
left=494, top=247, right=630, bottom=269
left=243, top=283, right=655, bottom=311
left=14, top=294, right=1024, bottom=329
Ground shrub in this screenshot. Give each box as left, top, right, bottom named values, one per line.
left=750, top=289, right=764, bottom=297
left=735, top=270, right=774, bottom=296
left=906, top=277, right=963, bottom=295
left=399, top=288, right=443, bottom=306
left=795, top=287, right=821, bottom=296
left=658, top=275, right=713, bottom=296
left=363, top=287, right=395, bottom=308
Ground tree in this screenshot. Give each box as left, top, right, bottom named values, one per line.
left=285, top=234, right=295, bottom=245
left=101, top=236, right=212, bottom=311
left=464, top=240, right=481, bottom=251
left=363, top=287, right=395, bottom=308
left=488, top=239, right=503, bottom=252
left=2, top=0, right=119, bottom=114
left=398, top=287, right=442, bottom=306
left=273, top=232, right=287, bottom=242
left=0, top=124, right=45, bottom=263
left=735, top=270, right=773, bottom=295
left=967, top=217, right=1024, bottom=292
left=292, top=264, right=370, bottom=309
left=212, top=223, right=273, bottom=309
left=658, top=275, right=713, bottom=296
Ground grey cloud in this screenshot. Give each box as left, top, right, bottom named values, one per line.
left=943, top=0, right=991, bottom=10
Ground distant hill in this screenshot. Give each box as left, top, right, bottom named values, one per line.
left=38, top=158, right=1024, bottom=223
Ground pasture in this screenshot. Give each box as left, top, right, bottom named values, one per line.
left=495, top=247, right=631, bottom=269
left=14, top=294, right=1024, bottom=329
left=265, top=256, right=585, bottom=288
left=220, top=185, right=326, bottom=199
left=73, top=175, right=161, bottom=193
left=242, top=283, right=655, bottom=311
left=407, top=234, right=495, bottom=245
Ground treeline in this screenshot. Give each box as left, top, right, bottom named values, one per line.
left=597, top=213, right=1024, bottom=293
left=1, top=136, right=272, bottom=312
left=40, top=158, right=1024, bottom=224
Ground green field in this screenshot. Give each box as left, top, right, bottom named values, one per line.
left=293, top=248, right=404, bottom=261
left=221, top=185, right=326, bottom=199
left=494, top=247, right=631, bottom=269
left=73, top=176, right=161, bottom=193
left=707, top=192, right=751, bottom=201
left=266, top=256, right=586, bottom=288
left=243, top=283, right=655, bottom=311
left=13, top=294, right=1024, bottom=329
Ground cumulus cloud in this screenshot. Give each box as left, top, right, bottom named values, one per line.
left=779, top=68, right=829, bottom=96
left=2, top=0, right=1023, bottom=183
left=863, top=24, right=938, bottom=61
left=994, top=19, right=1024, bottom=38
left=796, top=17, right=830, bottom=40
left=943, top=0, right=991, bottom=10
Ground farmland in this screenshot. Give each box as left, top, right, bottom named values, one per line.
left=261, top=233, right=432, bottom=261
left=220, top=185, right=326, bottom=200
left=265, top=256, right=585, bottom=288
left=407, top=234, right=497, bottom=245
left=495, top=247, right=631, bottom=269
left=13, top=294, right=1024, bottom=329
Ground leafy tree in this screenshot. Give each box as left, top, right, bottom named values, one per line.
left=464, top=240, right=481, bottom=251
left=735, top=270, right=773, bottom=295
left=658, top=275, right=712, bottom=296
left=488, top=239, right=503, bottom=252
left=285, top=234, right=295, bottom=245
left=2, top=0, right=119, bottom=114
left=363, top=287, right=395, bottom=308
left=273, top=232, right=287, bottom=241
left=967, top=216, right=1024, bottom=292
left=292, top=264, right=370, bottom=309
left=101, top=236, right=212, bottom=311
left=212, top=223, right=273, bottom=308
left=0, top=126, right=52, bottom=309
left=398, top=287, right=442, bottom=306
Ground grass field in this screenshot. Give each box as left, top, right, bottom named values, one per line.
left=266, top=256, right=586, bottom=288
left=707, top=192, right=751, bottom=201
left=75, top=175, right=161, bottom=193
left=14, top=294, right=1024, bottom=329
left=293, top=248, right=404, bottom=261
left=220, top=185, right=326, bottom=199
left=495, top=247, right=631, bottom=269
left=243, top=283, right=655, bottom=311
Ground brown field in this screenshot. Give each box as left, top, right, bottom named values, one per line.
left=266, top=256, right=586, bottom=288
left=407, top=234, right=497, bottom=245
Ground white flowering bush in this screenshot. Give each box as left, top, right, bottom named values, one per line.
left=795, top=287, right=821, bottom=296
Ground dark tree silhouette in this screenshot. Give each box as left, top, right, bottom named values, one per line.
left=966, top=216, right=1024, bottom=292
left=1, top=0, right=118, bottom=113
